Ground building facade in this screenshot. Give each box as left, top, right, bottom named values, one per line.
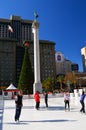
left=0, top=15, right=33, bottom=45
left=55, top=51, right=79, bottom=75
left=0, top=38, right=17, bottom=86
left=0, top=15, right=56, bottom=87
left=81, top=47, right=86, bottom=72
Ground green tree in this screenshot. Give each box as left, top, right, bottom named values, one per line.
left=18, top=42, right=33, bottom=94
left=56, top=75, right=64, bottom=90
left=64, top=72, right=78, bottom=90
left=42, top=77, right=55, bottom=92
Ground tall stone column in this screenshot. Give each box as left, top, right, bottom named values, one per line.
left=32, top=20, right=42, bottom=94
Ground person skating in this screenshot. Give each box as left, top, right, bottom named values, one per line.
left=80, top=91, right=86, bottom=113
left=44, top=91, right=48, bottom=108
left=64, top=91, right=70, bottom=111
left=34, top=91, right=40, bottom=110
left=14, top=90, right=23, bottom=122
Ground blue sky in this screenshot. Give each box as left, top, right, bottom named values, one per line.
left=0, top=0, right=86, bottom=72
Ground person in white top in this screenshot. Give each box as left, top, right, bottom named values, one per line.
left=64, top=91, right=70, bottom=111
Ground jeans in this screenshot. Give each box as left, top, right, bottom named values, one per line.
left=35, top=102, right=40, bottom=110
left=65, top=100, right=70, bottom=110
left=80, top=100, right=85, bottom=113
left=15, top=105, right=22, bottom=121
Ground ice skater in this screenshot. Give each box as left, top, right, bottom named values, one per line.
left=80, top=91, right=86, bottom=113
left=44, top=91, right=48, bottom=108
left=14, top=90, right=23, bottom=122
left=34, top=91, right=40, bottom=110
left=64, top=91, right=70, bottom=111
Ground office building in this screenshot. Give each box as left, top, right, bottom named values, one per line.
left=55, top=51, right=79, bottom=75
left=71, top=64, right=79, bottom=72
left=81, top=47, right=86, bottom=72
left=0, top=15, right=56, bottom=87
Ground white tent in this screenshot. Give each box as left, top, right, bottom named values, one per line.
left=6, top=83, right=17, bottom=90
left=4, top=83, right=18, bottom=99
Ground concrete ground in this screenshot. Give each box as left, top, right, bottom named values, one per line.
left=1, top=95, right=86, bottom=130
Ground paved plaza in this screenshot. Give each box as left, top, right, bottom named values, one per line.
left=0, top=94, right=86, bottom=130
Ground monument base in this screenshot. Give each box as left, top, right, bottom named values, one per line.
left=33, top=82, right=42, bottom=94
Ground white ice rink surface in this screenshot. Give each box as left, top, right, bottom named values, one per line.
left=2, top=95, right=86, bottom=130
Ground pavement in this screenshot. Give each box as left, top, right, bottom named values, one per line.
left=0, top=94, right=86, bottom=130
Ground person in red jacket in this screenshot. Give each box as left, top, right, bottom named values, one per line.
left=34, top=91, right=40, bottom=110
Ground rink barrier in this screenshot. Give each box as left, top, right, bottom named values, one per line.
left=2, top=90, right=83, bottom=100
left=25, top=93, right=64, bottom=99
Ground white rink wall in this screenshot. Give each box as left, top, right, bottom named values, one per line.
left=2, top=88, right=85, bottom=100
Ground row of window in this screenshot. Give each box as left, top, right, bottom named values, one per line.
left=0, top=24, right=32, bottom=41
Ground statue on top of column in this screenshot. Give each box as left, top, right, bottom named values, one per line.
left=34, top=11, right=39, bottom=21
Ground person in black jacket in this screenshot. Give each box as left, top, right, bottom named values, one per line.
left=14, top=90, right=23, bottom=122
left=44, top=92, right=48, bottom=108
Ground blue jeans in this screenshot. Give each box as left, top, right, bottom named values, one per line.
left=80, top=100, right=85, bottom=113
left=15, top=105, right=22, bottom=121
left=65, top=100, right=70, bottom=110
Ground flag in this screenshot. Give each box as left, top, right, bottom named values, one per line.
left=8, top=25, right=13, bottom=33
left=34, top=11, right=39, bottom=19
